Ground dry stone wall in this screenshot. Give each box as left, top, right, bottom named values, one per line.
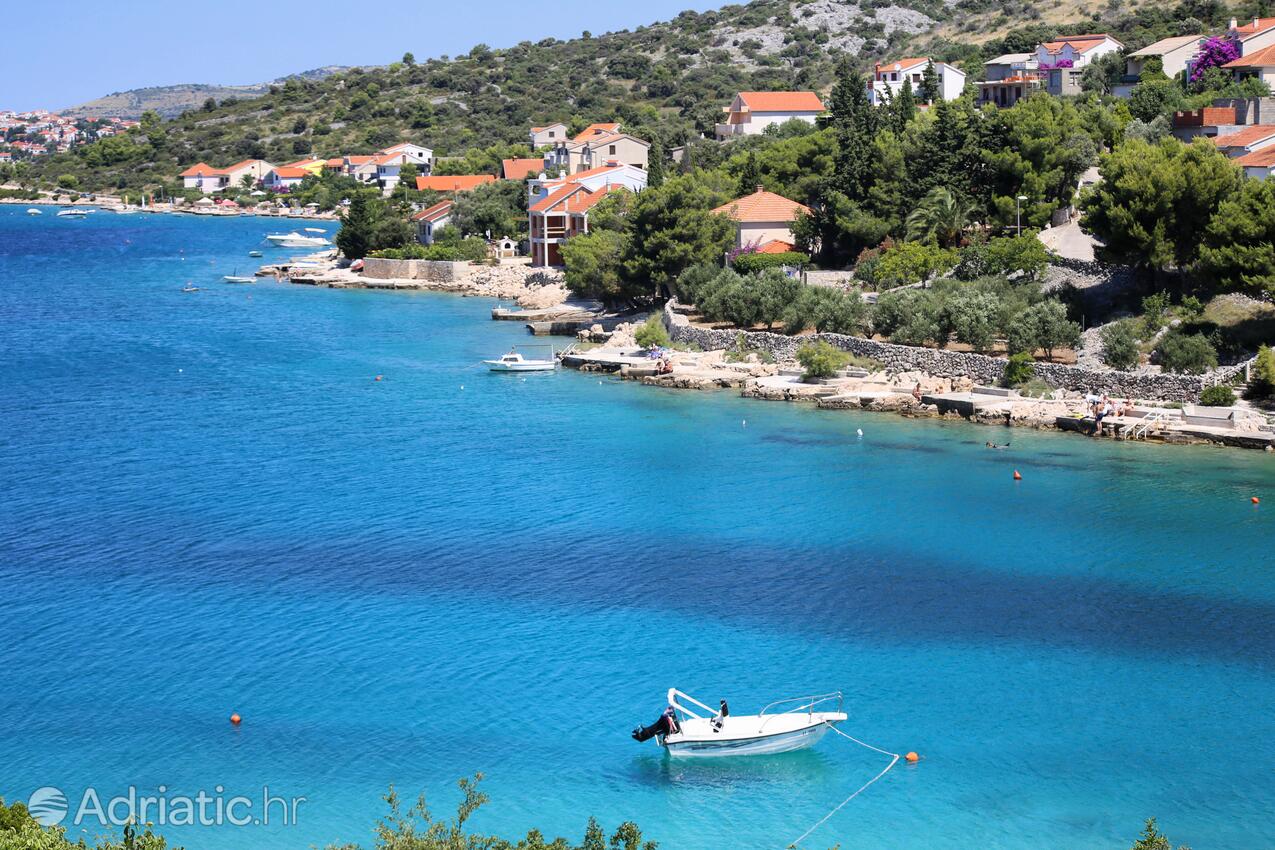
left=360, top=258, right=465, bottom=281
left=663, top=302, right=1208, bottom=402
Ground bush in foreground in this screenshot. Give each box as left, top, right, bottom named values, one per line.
left=1100, top=321, right=1141, bottom=370
left=796, top=340, right=850, bottom=379
left=1199, top=384, right=1236, bottom=406
left=1155, top=331, right=1218, bottom=375
left=634, top=314, right=671, bottom=349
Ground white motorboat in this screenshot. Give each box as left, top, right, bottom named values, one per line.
left=56, top=208, right=88, bottom=218
left=223, top=275, right=256, bottom=284
left=304, top=227, right=326, bottom=233
left=27, top=208, right=42, bottom=215
left=633, top=689, right=847, bottom=757
left=484, top=348, right=557, bottom=372
left=265, top=231, right=330, bottom=248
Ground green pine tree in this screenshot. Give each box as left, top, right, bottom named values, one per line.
left=335, top=193, right=375, bottom=260
left=738, top=150, right=760, bottom=196
left=647, top=140, right=666, bottom=188
left=828, top=58, right=876, bottom=202
left=894, top=78, right=916, bottom=132
left=920, top=61, right=941, bottom=104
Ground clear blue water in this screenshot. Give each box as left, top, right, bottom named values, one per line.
left=2, top=206, right=1275, bottom=850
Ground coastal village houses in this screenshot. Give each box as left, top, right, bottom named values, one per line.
left=977, top=53, right=1040, bottom=107
left=181, top=159, right=274, bottom=193
left=411, top=200, right=454, bottom=245
left=542, top=123, right=650, bottom=174
left=1035, top=34, right=1124, bottom=96
left=528, top=163, right=649, bottom=267
left=715, top=92, right=826, bottom=140
left=415, top=174, right=496, bottom=192
left=1230, top=16, right=1275, bottom=55
left=869, top=58, right=966, bottom=105
left=711, top=187, right=810, bottom=254
left=529, top=123, right=569, bottom=147
left=1113, top=35, right=1206, bottom=97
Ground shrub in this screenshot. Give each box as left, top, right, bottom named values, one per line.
left=1100, top=320, right=1141, bottom=370
left=673, top=264, right=719, bottom=305
left=1199, top=384, right=1236, bottom=406
left=796, top=340, right=850, bottom=379
left=1004, top=351, right=1035, bottom=386
left=634, top=314, right=670, bottom=349
left=1247, top=344, right=1275, bottom=398
left=954, top=235, right=1050, bottom=281
left=943, top=289, right=1002, bottom=352
left=1008, top=300, right=1080, bottom=361
left=1155, top=331, right=1218, bottom=374
left=875, top=242, right=956, bottom=288
left=732, top=251, right=808, bottom=274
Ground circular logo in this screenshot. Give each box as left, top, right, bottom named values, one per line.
left=27, top=787, right=68, bottom=827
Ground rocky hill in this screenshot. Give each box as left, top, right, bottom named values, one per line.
left=58, top=66, right=352, bottom=119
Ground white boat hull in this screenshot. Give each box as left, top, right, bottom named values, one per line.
left=664, top=721, right=836, bottom=757
left=266, top=234, right=330, bottom=248
left=485, top=360, right=556, bottom=372
left=661, top=711, right=846, bottom=757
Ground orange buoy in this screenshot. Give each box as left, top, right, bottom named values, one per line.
left=229, top=713, right=242, bottom=726
left=1013, top=470, right=1022, bottom=481
left=905, top=751, right=920, bottom=763
left=374, top=375, right=383, bottom=382
left=1252, top=496, right=1261, bottom=504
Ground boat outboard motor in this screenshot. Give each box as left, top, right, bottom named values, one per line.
left=632, top=707, right=678, bottom=742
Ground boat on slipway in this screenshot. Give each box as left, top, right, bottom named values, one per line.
left=632, top=689, right=847, bottom=757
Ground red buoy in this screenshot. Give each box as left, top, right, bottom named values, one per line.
left=1252, top=496, right=1261, bottom=504
left=1013, top=470, right=1022, bottom=481
left=229, top=713, right=242, bottom=726
left=374, top=375, right=383, bottom=382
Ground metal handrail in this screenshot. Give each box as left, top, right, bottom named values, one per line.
left=760, top=691, right=844, bottom=717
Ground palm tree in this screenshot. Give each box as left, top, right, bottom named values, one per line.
left=905, top=187, right=973, bottom=248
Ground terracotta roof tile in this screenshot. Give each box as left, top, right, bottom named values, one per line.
left=1234, top=17, right=1275, bottom=35
left=757, top=240, right=797, bottom=254
left=411, top=200, right=454, bottom=222
left=572, top=122, right=620, bottom=141
left=875, top=57, right=930, bottom=73
left=1236, top=147, right=1275, bottom=166
left=180, top=162, right=219, bottom=177
left=1225, top=42, right=1275, bottom=67
left=501, top=158, right=545, bottom=180
left=1212, top=125, right=1275, bottom=149
left=415, top=175, right=496, bottom=192
left=271, top=167, right=311, bottom=179
left=737, top=91, right=825, bottom=112
left=712, top=188, right=811, bottom=223
left=1041, top=34, right=1119, bottom=53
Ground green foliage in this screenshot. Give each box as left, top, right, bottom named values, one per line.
left=1198, top=178, right=1275, bottom=298
left=875, top=242, right=957, bottom=287
left=1004, top=351, right=1036, bottom=386
left=1155, top=331, right=1218, bottom=374
left=1100, top=321, right=1141, bottom=370
left=1199, top=383, right=1236, bottom=406
left=731, top=251, right=808, bottom=274
left=452, top=179, right=527, bottom=239
left=954, top=235, right=1049, bottom=281
left=1248, top=344, right=1275, bottom=398
left=634, top=314, right=671, bottom=349
left=1007, top=299, right=1080, bottom=360
left=1130, top=817, right=1190, bottom=850
left=336, top=194, right=413, bottom=259
left=671, top=264, right=719, bottom=305
left=905, top=187, right=972, bottom=248
left=796, top=340, right=851, bottom=379
left=57, top=174, right=79, bottom=189
left=1081, top=138, right=1242, bottom=270
left=783, top=286, right=869, bottom=335
left=874, top=288, right=945, bottom=346
left=622, top=171, right=735, bottom=292
left=369, top=238, right=487, bottom=261
left=562, top=229, right=632, bottom=306
left=943, top=288, right=1002, bottom=352
left=1127, top=79, right=1186, bottom=123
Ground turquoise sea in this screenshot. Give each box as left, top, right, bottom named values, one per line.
left=2, top=206, right=1274, bottom=850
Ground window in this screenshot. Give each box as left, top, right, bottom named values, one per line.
left=549, top=131, right=555, bottom=138
left=609, top=145, right=616, bottom=155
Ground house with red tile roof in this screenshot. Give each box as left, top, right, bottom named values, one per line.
left=869, top=57, right=966, bottom=105
left=1212, top=124, right=1275, bottom=156
left=262, top=166, right=314, bottom=192
left=544, top=130, right=650, bottom=175
left=716, top=91, right=826, bottom=140
left=411, top=200, right=454, bottom=244
left=529, top=122, right=568, bottom=148
left=180, top=159, right=273, bottom=193
left=1230, top=17, right=1275, bottom=55
left=1172, top=97, right=1275, bottom=141
left=1236, top=146, right=1275, bottom=179
left=529, top=163, right=648, bottom=207
left=502, top=158, right=546, bottom=181
left=712, top=187, right=811, bottom=253
left=416, top=174, right=496, bottom=192
left=529, top=182, right=629, bottom=267
left=976, top=53, right=1044, bottom=108
left=572, top=122, right=621, bottom=142
left=1224, top=43, right=1275, bottom=88
left=1033, top=34, right=1124, bottom=95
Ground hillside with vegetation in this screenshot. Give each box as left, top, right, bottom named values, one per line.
left=13, top=0, right=1269, bottom=196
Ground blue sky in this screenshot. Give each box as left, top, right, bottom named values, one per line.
left=0, top=0, right=723, bottom=112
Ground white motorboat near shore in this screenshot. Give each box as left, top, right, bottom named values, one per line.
left=27, top=208, right=42, bottom=215
left=56, top=208, right=88, bottom=218
left=223, top=275, right=256, bottom=284
left=633, top=689, right=847, bottom=757
left=265, top=231, right=330, bottom=248
left=484, top=347, right=557, bottom=372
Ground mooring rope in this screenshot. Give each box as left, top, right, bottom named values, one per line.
left=785, top=724, right=901, bottom=849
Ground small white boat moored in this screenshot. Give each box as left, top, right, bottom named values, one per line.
left=484, top=347, right=557, bottom=372
left=633, top=689, right=847, bottom=757
left=223, top=275, right=256, bottom=284
left=27, top=208, right=42, bottom=215
left=56, top=208, right=88, bottom=218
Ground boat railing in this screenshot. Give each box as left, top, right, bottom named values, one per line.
left=759, top=691, right=844, bottom=718
left=667, top=688, right=717, bottom=720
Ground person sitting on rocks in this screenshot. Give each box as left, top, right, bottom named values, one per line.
left=1094, top=395, right=1114, bottom=436
left=912, top=382, right=923, bottom=401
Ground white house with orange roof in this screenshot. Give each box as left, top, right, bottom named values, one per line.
left=415, top=174, right=497, bottom=192
left=544, top=130, right=649, bottom=175
left=529, top=123, right=568, bottom=148
left=716, top=92, right=826, bottom=140
left=180, top=159, right=273, bottom=193
left=869, top=58, right=966, bottom=104
left=412, top=200, right=454, bottom=244
left=1224, top=43, right=1275, bottom=89
left=528, top=182, right=629, bottom=267
left=1212, top=124, right=1275, bottom=157
left=262, top=165, right=314, bottom=192
left=371, top=143, right=433, bottom=194
left=711, top=187, right=811, bottom=254
left=1034, top=34, right=1124, bottom=95
left=1114, top=35, right=1206, bottom=97
left=502, top=158, right=545, bottom=180
left=1230, top=17, right=1275, bottom=55
left=528, top=163, right=648, bottom=207
left=572, top=122, right=621, bottom=142
left=1236, top=146, right=1275, bottom=179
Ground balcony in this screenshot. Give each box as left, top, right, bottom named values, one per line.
left=715, top=123, right=744, bottom=140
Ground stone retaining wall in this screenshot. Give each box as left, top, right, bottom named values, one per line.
left=360, top=258, right=466, bottom=281
left=662, top=302, right=1207, bottom=402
